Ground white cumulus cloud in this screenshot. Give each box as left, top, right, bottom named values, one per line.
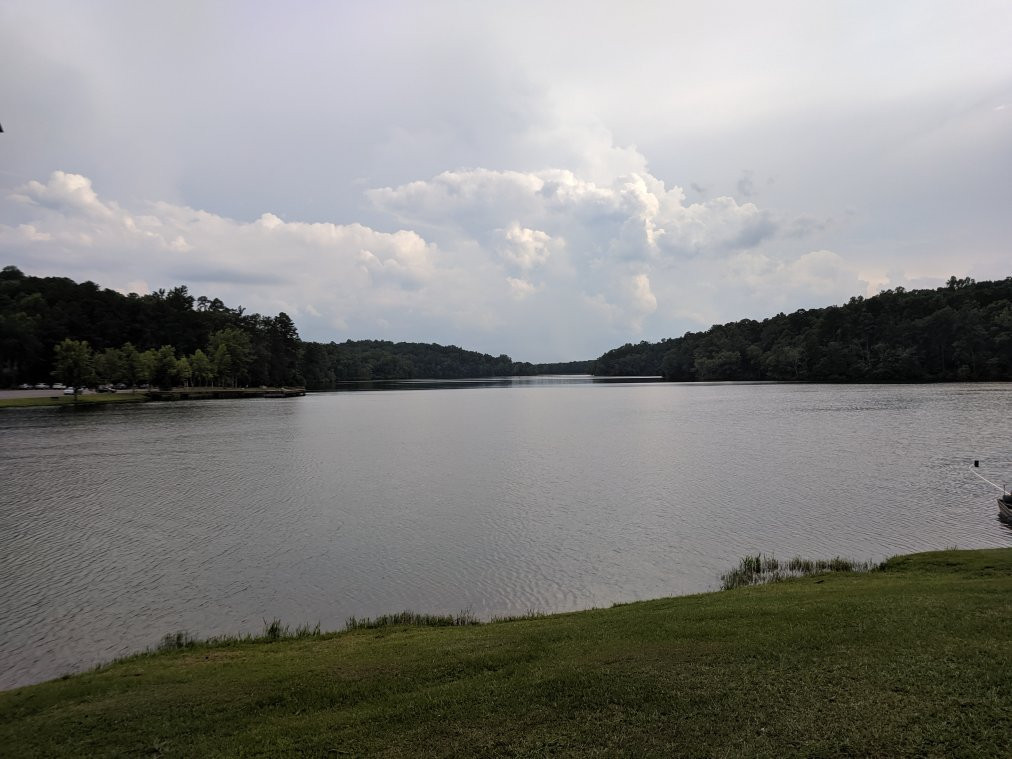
left=0, top=168, right=883, bottom=361
left=370, top=167, right=776, bottom=266
left=498, top=223, right=555, bottom=271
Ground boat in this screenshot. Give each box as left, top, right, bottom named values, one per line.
left=999, top=492, right=1012, bottom=524
left=971, top=460, right=1012, bottom=523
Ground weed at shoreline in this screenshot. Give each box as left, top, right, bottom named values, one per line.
left=153, top=618, right=323, bottom=653
left=152, top=609, right=546, bottom=659
left=720, top=553, right=880, bottom=590
left=344, top=609, right=480, bottom=630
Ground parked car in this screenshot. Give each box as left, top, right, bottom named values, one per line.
left=52, top=383, right=66, bottom=390
left=17, top=383, right=31, bottom=390
left=34, top=383, right=49, bottom=389
left=63, top=387, right=76, bottom=395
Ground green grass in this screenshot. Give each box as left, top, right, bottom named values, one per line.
left=2, top=548, right=1010, bottom=757
left=0, top=393, right=146, bottom=409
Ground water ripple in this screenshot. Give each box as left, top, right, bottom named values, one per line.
left=2, top=385, right=1011, bottom=689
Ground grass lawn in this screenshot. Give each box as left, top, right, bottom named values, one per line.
left=1, top=548, right=1010, bottom=757
left=0, top=393, right=146, bottom=409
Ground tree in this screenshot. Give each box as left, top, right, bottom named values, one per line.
left=271, top=312, right=302, bottom=385
left=208, top=327, right=252, bottom=386
left=95, top=347, right=125, bottom=384
left=53, top=338, right=95, bottom=401
left=212, top=342, right=230, bottom=385
left=136, top=349, right=156, bottom=387
left=0, top=311, right=41, bottom=386
left=189, top=349, right=212, bottom=386
left=120, top=343, right=141, bottom=387
left=175, top=355, right=192, bottom=387
left=151, top=345, right=178, bottom=389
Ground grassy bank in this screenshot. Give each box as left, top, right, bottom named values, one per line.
left=0, top=393, right=147, bottom=408
left=0, top=387, right=304, bottom=409
left=2, top=549, right=1010, bottom=757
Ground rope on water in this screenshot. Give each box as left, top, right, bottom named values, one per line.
left=969, top=463, right=1007, bottom=493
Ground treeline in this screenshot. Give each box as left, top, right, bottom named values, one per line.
left=592, top=276, right=1012, bottom=381
left=51, top=325, right=291, bottom=390
left=300, top=341, right=591, bottom=389
left=1, top=266, right=301, bottom=388
left=0, top=266, right=590, bottom=389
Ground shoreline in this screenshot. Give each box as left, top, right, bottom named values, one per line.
left=2, top=547, right=1010, bottom=756
left=0, top=386, right=306, bottom=409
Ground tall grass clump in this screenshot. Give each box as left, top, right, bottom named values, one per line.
left=260, top=618, right=321, bottom=641
left=150, top=619, right=322, bottom=656
left=157, top=631, right=198, bottom=651
left=720, top=553, right=878, bottom=590
left=344, top=609, right=480, bottom=631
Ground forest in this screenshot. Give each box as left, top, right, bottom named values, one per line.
left=591, top=276, right=1012, bottom=382
left=5, top=266, right=1010, bottom=388
left=0, top=266, right=589, bottom=389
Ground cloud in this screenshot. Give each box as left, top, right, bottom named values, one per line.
left=3, top=172, right=448, bottom=331
left=725, top=249, right=867, bottom=306
left=0, top=165, right=867, bottom=361
left=370, top=166, right=777, bottom=264
left=736, top=170, right=756, bottom=199
left=2, top=0, right=1009, bottom=347
left=13, top=171, right=114, bottom=218
left=506, top=276, right=539, bottom=299
left=623, top=273, right=658, bottom=326
left=498, top=223, right=555, bottom=271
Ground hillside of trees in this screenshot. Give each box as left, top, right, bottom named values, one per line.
left=0, top=266, right=590, bottom=389
left=299, top=341, right=590, bottom=388
left=592, top=276, right=1012, bottom=381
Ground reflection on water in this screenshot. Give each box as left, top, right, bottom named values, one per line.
left=330, top=374, right=666, bottom=391
left=1, top=380, right=1010, bottom=689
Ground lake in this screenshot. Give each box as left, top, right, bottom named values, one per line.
left=2, top=379, right=1011, bottom=689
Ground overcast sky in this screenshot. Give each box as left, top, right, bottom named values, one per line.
left=1, top=1, right=1009, bottom=361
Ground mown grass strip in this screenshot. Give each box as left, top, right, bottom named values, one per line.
left=0, top=393, right=146, bottom=409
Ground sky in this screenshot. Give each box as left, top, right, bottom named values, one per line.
left=1, top=1, right=1010, bottom=362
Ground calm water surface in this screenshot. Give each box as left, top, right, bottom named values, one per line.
left=2, top=379, right=1011, bottom=689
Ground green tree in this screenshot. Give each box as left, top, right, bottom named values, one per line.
left=208, top=327, right=252, bottom=386
left=189, top=349, right=212, bottom=386
left=120, top=343, right=140, bottom=387
left=136, top=349, right=157, bottom=387
left=694, top=349, right=741, bottom=380
left=151, top=345, right=178, bottom=389
left=175, top=355, right=192, bottom=387
left=212, top=343, right=230, bottom=385
left=53, top=338, right=95, bottom=401
left=0, top=311, right=41, bottom=387
left=95, top=347, right=125, bottom=384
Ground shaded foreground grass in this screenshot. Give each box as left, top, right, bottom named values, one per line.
left=2, top=549, right=1010, bottom=757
